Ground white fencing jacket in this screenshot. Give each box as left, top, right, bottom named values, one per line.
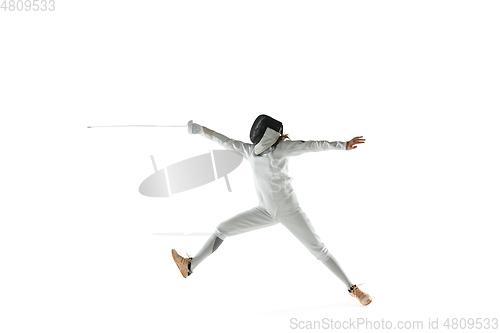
left=200, top=126, right=347, bottom=220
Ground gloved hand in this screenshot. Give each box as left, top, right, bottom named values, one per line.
left=187, top=120, right=202, bottom=134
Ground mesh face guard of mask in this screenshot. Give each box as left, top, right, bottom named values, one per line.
left=250, top=114, right=283, bottom=155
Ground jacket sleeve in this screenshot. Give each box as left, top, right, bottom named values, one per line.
left=199, top=126, right=252, bottom=159
left=280, top=140, right=347, bottom=157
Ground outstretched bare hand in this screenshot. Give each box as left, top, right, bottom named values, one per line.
left=347, top=136, right=365, bottom=150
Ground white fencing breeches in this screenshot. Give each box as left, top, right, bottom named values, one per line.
left=191, top=193, right=353, bottom=288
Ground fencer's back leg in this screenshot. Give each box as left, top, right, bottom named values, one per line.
left=190, top=206, right=277, bottom=271
left=190, top=232, right=224, bottom=271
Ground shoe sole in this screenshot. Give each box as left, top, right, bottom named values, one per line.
left=171, top=249, right=187, bottom=278
left=351, top=292, right=372, bottom=306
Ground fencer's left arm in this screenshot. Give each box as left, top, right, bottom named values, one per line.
left=281, top=140, right=348, bottom=157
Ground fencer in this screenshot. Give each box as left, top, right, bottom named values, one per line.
left=172, top=114, right=371, bottom=305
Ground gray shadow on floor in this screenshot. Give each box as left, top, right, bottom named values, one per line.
left=256, top=302, right=360, bottom=315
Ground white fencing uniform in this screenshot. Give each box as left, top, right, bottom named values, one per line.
left=190, top=125, right=353, bottom=288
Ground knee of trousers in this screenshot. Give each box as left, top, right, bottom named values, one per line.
left=214, top=226, right=228, bottom=240
left=308, top=243, right=330, bottom=263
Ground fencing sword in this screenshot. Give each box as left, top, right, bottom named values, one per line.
left=87, top=125, right=187, bottom=128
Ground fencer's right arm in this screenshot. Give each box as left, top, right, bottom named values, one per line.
left=187, top=120, right=251, bottom=158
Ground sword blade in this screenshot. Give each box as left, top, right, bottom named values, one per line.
left=87, top=125, right=187, bottom=128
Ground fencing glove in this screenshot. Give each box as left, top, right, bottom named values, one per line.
left=187, top=120, right=203, bottom=134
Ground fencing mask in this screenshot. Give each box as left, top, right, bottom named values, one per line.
left=250, top=114, right=283, bottom=155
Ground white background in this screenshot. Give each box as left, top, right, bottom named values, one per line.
left=1, top=1, right=499, bottom=332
